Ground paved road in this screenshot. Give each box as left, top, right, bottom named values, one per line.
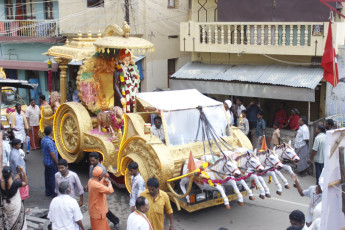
left=25, top=149, right=312, bottom=230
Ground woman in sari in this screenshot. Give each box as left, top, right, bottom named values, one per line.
left=1, top=166, right=28, bottom=230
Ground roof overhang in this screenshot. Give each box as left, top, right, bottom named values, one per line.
left=170, top=63, right=324, bottom=102
left=0, top=79, right=36, bottom=89
left=0, top=60, right=59, bottom=72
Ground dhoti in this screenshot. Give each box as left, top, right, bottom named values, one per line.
left=295, top=144, right=310, bottom=172
left=28, top=126, right=39, bottom=149
left=90, top=217, right=110, bottom=230
left=13, top=129, right=26, bottom=143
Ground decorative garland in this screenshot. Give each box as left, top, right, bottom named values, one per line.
left=191, top=162, right=254, bottom=187
left=110, top=113, right=124, bottom=130
left=117, top=63, right=140, bottom=113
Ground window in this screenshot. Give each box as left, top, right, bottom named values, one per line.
left=168, top=0, right=176, bottom=8
left=188, top=0, right=192, bottom=10
left=5, top=0, right=14, bottom=19
left=44, top=0, right=54, bottom=19
left=168, top=58, right=177, bottom=87
left=87, top=0, right=104, bottom=8
left=25, top=0, right=36, bottom=19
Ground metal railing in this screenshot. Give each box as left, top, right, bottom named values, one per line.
left=180, top=21, right=335, bottom=56
left=0, top=20, right=59, bottom=37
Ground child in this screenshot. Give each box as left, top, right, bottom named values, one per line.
left=237, top=110, right=249, bottom=136
left=292, top=175, right=322, bottom=227
left=256, top=111, right=266, bottom=151
left=271, top=122, right=281, bottom=148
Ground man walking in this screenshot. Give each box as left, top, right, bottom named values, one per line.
left=26, top=99, right=41, bottom=150
left=127, top=196, right=153, bottom=230
left=10, top=103, right=28, bottom=147
left=88, top=166, right=114, bottom=230
left=294, top=116, right=310, bottom=176
left=246, top=99, right=263, bottom=140
left=86, top=152, right=120, bottom=228
left=41, top=126, right=58, bottom=197
left=55, top=159, right=84, bottom=206
left=141, top=177, right=174, bottom=230
left=128, top=162, right=146, bottom=212
left=2, top=131, right=11, bottom=166
left=48, top=181, right=85, bottom=230
left=308, top=125, right=326, bottom=184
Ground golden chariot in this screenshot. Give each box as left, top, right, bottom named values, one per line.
left=40, top=22, right=252, bottom=212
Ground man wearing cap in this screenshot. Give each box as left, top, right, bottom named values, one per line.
left=88, top=166, right=114, bottom=230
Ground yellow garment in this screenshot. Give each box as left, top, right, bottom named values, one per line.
left=140, top=189, right=173, bottom=230
left=11, top=111, right=29, bottom=130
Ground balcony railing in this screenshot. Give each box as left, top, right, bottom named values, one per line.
left=180, top=21, right=345, bottom=56
left=0, top=20, right=59, bottom=37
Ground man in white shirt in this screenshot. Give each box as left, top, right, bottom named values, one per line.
left=48, top=181, right=85, bottom=230
left=308, top=125, right=326, bottom=184
left=292, top=175, right=322, bottom=226
left=127, top=196, right=152, bottom=230
left=235, top=97, right=246, bottom=120
left=55, top=159, right=84, bottom=206
left=26, top=99, right=41, bottom=150
left=151, top=117, right=165, bottom=142
left=294, top=116, right=310, bottom=175
left=128, top=162, right=146, bottom=212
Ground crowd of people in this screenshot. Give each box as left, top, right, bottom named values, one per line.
left=222, top=97, right=336, bottom=230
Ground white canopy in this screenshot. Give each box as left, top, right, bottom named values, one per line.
left=136, top=89, right=222, bottom=111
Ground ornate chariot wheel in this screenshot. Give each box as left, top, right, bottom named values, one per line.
left=53, top=102, right=92, bottom=163
left=119, top=137, right=162, bottom=193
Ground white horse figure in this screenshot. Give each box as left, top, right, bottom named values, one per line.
left=273, top=141, right=300, bottom=189
left=228, top=148, right=267, bottom=200
left=180, top=155, right=241, bottom=209
left=201, top=152, right=255, bottom=205
left=255, top=149, right=284, bottom=195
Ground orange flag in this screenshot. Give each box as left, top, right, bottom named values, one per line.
left=187, top=150, right=196, bottom=172
left=261, top=135, right=268, bottom=151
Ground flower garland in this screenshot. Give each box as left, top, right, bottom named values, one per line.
left=117, top=63, right=140, bottom=113
left=110, top=113, right=124, bottom=130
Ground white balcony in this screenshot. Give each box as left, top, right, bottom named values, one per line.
left=0, top=20, right=59, bottom=37
left=180, top=21, right=345, bottom=56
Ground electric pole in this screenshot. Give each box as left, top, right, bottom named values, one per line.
left=125, top=0, right=130, bottom=25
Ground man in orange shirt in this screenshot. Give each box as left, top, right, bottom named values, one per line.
left=88, top=166, right=114, bottom=230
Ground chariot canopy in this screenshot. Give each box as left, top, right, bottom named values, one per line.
left=136, top=89, right=222, bottom=111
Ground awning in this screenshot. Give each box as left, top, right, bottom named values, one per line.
left=170, top=63, right=324, bottom=102
left=0, top=60, right=59, bottom=72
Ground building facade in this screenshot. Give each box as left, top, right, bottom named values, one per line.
left=171, top=0, right=345, bottom=125
left=56, top=0, right=191, bottom=93
left=0, top=0, right=62, bottom=103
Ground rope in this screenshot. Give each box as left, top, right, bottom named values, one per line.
left=332, top=184, right=345, bottom=194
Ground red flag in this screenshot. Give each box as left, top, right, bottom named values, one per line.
left=321, top=20, right=339, bottom=87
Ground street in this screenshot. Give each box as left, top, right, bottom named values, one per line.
left=25, top=149, right=311, bottom=230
